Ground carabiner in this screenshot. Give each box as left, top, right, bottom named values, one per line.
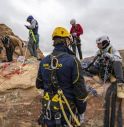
left=51, top=56, right=58, bottom=69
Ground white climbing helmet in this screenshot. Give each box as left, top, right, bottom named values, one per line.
left=70, top=19, right=76, bottom=25
left=96, top=35, right=110, bottom=44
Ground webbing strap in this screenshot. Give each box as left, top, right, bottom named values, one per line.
left=58, top=90, right=80, bottom=127
left=46, top=52, right=81, bottom=126
left=100, top=47, right=112, bottom=54
left=29, top=30, right=37, bottom=43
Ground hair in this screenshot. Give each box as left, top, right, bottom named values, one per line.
left=53, top=37, right=66, bottom=46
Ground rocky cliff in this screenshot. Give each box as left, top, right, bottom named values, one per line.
left=0, top=24, right=124, bottom=127
left=0, top=24, right=44, bottom=62
left=0, top=59, right=124, bottom=127
left=0, top=59, right=41, bottom=127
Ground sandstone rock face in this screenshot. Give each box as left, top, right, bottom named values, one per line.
left=0, top=59, right=41, bottom=127
left=0, top=59, right=124, bottom=127
left=0, top=24, right=14, bottom=37
left=0, top=24, right=124, bottom=127
left=0, top=24, right=44, bottom=61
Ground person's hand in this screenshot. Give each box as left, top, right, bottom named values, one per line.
left=72, top=32, right=77, bottom=36
left=24, top=25, right=29, bottom=29
left=103, top=52, right=112, bottom=59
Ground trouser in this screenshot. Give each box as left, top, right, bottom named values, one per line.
left=71, top=38, right=82, bottom=60
left=45, top=110, right=70, bottom=127
left=28, top=35, right=38, bottom=58
left=113, top=61, right=124, bottom=83
left=87, top=65, right=99, bottom=75
left=75, top=100, right=87, bottom=114
left=38, top=94, right=79, bottom=127
left=35, top=34, right=39, bottom=49
left=5, top=47, right=14, bottom=62
left=38, top=106, right=73, bottom=127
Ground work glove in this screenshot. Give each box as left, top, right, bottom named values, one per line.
left=117, top=82, right=124, bottom=86
left=17, top=56, right=25, bottom=62
left=103, top=52, right=112, bottom=59
left=72, top=32, right=77, bottom=37
left=24, top=25, right=29, bottom=29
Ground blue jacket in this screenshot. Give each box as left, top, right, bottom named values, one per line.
left=36, top=44, right=87, bottom=102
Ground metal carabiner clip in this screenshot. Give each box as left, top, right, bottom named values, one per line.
left=46, top=109, right=51, bottom=120
left=51, top=56, right=58, bottom=69
left=55, top=112, right=61, bottom=120
left=46, top=101, right=51, bottom=120
left=54, top=112, right=62, bottom=126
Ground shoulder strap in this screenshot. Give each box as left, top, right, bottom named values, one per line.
left=108, top=47, right=112, bottom=54
left=100, top=49, right=102, bottom=54
left=48, top=52, right=67, bottom=91
left=99, top=47, right=112, bottom=54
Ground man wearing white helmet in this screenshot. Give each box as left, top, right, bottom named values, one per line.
left=70, top=19, right=83, bottom=60
left=88, top=35, right=124, bottom=86
left=96, top=35, right=122, bottom=61
left=85, top=36, right=124, bottom=127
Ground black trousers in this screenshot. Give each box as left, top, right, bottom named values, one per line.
left=71, top=38, right=82, bottom=60
left=113, top=61, right=124, bottom=83
left=5, top=47, right=14, bottom=62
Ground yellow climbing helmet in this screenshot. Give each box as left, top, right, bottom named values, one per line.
left=52, top=27, right=70, bottom=40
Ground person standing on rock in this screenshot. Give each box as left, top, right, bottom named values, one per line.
left=70, top=19, right=83, bottom=61
left=1, top=35, right=23, bottom=62
left=36, top=26, right=88, bottom=127
left=25, top=15, right=39, bottom=58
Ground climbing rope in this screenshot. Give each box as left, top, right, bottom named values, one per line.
left=58, top=89, right=80, bottom=127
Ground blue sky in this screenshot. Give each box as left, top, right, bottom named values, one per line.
left=0, top=0, right=124, bottom=57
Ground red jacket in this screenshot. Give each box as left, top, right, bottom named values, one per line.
left=70, top=24, right=83, bottom=37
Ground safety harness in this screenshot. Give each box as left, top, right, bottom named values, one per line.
left=83, top=47, right=123, bottom=127
left=29, top=30, right=37, bottom=43
left=40, top=52, right=80, bottom=127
